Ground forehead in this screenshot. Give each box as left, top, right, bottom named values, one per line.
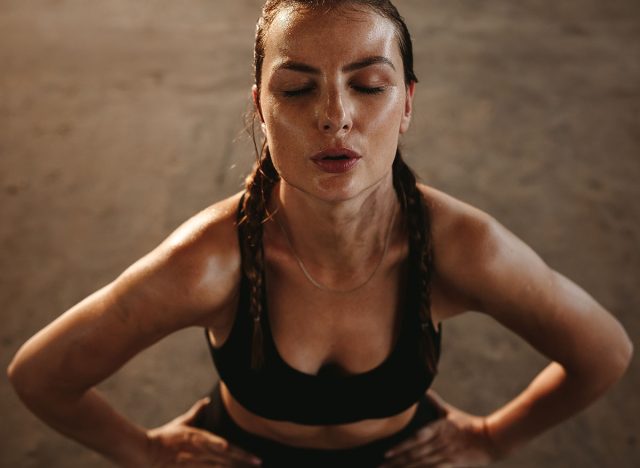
left=262, top=5, right=400, bottom=71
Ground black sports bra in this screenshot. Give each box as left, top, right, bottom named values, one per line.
left=204, top=196, right=441, bottom=425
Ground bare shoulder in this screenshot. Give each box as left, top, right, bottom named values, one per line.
left=417, top=183, right=544, bottom=318
left=416, top=184, right=633, bottom=379
left=8, top=192, right=245, bottom=395
left=418, top=183, right=496, bottom=253
left=114, top=190, right=244, bottom=329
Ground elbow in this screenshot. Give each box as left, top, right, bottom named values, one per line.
left=600, top=329, right=634, bottom=390
left=9, top=341, right=89, bottom=406
left=8, top=350, right=24, bottom=389
left=573, top=326, right=634, bottom=396
left=617, top=331, right=634, bottom=377
left=7, top=352, right=34, bottom=400
left=7, top=348, right=48, bottom=404
left=6, top=357, right=18, bottom=387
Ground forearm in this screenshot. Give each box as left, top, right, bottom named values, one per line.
left=13, top=385, right=149, bottom=467
left=485, top=360, right=623, bottom=458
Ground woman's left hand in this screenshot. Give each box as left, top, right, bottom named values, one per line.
left=379, top=391, right=499, bottom=468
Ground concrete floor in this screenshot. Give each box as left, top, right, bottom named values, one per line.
left=1, top=0, right=639, bottom=466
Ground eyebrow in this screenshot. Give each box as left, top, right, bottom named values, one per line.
left=274, top=55, right=396, bottom=74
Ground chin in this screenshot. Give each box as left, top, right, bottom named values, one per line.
left=279, top=175, right=355, bottom=204
left=315, top=176, right=390, bottom=204
left=314, top=177, right=361, bottom=200
left=280, top=165, right=391, bottom=203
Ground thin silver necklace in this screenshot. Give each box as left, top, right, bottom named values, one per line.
left=274, top=203, right=397, bottom=294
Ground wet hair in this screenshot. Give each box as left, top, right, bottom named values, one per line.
left=240, top=0, right=437, bottom=374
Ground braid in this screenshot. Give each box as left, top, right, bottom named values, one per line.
left=248, top=0, right=434, bottom=374
left=239, top=141, right=280, bottom=369
left=392, top=151, right=439, bottom=375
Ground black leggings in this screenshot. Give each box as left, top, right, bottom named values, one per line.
left=192, top=383, right=443, bottom=467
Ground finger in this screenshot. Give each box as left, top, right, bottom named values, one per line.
left=175, top=450, right=233, bottom=467
left=381, top=441, right=446, bottom=468
left=175, top=397, right=211, bottom=425
left=384, top=422, right=440, bottom=459
left=175, top=442, right=261, bottom=467
left=191, top=431, right=261, bottom=465
left=205, top=441, right=262, bottom=466
left=178, top=428, right=229, bottom=455
left=224, top=443, right=263, bottom=465
left=400, top=445, right=449, bottom=468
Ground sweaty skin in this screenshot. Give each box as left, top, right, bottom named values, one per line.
left=262, top=6, right=409, bottom=201
left=220, top=5, right=422, bottom=447
left=7, top=3, right=632, bottom=468
left=256, top=4, right=414, bottom=283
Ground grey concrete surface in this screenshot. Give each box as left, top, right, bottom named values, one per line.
left=1, top=0, right=638, bottom=466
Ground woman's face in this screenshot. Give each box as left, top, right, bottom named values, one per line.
left=255, top=5, right=415, bottom=202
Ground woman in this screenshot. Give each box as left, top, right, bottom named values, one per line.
left=8, top=1, right=633, bottom=467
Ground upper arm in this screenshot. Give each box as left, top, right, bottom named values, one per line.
left=423, top=185, right=633, bottom=384
left=8, top=195, right=242, bottom=397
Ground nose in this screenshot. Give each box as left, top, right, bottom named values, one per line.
left=317, top=89, right=352, bottom=134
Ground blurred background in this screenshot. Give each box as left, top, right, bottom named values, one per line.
left=1, top=0, right=638, bottom=466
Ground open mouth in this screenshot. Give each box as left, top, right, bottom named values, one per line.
left=311, top=148, right=361, bottom=173
left=322, top=155, right=350, bottom=160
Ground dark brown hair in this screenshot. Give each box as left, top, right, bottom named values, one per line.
left=240, top=0, right=437, bottom=373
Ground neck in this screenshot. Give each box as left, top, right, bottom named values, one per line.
left=269, top=174, right=400, bottom=290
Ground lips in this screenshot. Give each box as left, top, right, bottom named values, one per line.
left=310, top=148, right=362, bottom=174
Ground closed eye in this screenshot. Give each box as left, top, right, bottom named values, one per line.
left=283, top=87, right=314, bottom=97
left=282, top=85, right=386, bottom=98
left=353, top=86, right=386, bottom=95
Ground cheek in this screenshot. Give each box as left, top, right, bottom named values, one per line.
left=264, top=101, right=309, bottom=148
left=262, top=101, right=308, bottom=173
left=359, top=92, right=406, bottom=145
left=361, top=94, right=405, bottom=170
left=265, top=94, right=304, bottom=126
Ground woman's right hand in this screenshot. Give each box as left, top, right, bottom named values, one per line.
left=145, top=398, right=262, bottom=467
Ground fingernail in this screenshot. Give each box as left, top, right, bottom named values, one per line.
left=385, top=450, right=394, bottom=458
left=251, top=457, right=262, bottom=465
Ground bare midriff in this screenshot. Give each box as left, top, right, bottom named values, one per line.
left=220, top=381, right=418, bottom=449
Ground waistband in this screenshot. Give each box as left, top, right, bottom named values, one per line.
left=193, top=382, right=442, bottom=467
